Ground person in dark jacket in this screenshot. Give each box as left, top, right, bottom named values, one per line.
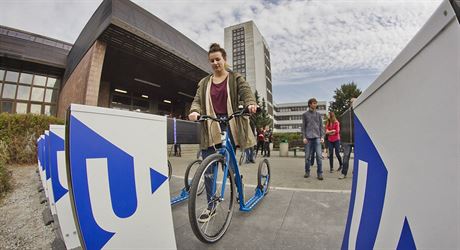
left=263, top=127, right=272, bottom=157
left=256, top=128, right=265, bottom=157
left=338, top=98, right=356, bottom=179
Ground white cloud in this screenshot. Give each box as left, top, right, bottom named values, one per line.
left=132, top=0, right=442, bottom=85
left=0, top=0, right=100, bottom=43
left=0, top=0, right=443, bottom=101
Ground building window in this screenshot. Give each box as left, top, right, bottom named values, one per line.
left=16, top=86, right=31, bottom=100
left=30, top=87, right=45, bottom=102
left=0, top=69, right=61, bottom=116
left=46, top=77, right=60, bottom=88
left=112, top=94, right=131, bottom=110
left=2, top=84, right=17, bottom=99
left=16, top=102, right=28, bottom=114
left=275, top=106, right=309, bottom=113
left=317, top=105, right=326, bottom=110
left=1, top=101, right=13, bottom=113
left=111, top=89, right=151, bottom=113
left=5, top=71, right=19, bottom=83
left=44, top=88, right=58, bottom=103
left=33, top=75, right=47, bottom=86
left=232, top=27, right=246, bottom=75
left=19, top=73, right=33, bottom=85
left=133, top=99, right=149, bottom=113
left=30, top=104, right=42, bottom=114
left=44, top=105, right=56, bottom=116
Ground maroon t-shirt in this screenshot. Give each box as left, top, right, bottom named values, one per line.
left=211, top=77, right=228, bottom=115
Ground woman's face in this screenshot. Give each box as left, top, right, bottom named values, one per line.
left=208, top=51, right=226, bottom=74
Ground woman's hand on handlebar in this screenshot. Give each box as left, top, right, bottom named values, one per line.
left=189, top=112, right=200, bottom=121
left=247, top=104, right=258, bottom=114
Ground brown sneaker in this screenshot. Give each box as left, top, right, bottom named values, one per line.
left=317, top=174, right=324, bottom=180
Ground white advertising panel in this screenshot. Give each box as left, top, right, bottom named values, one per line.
left=37, top=135, right=47, bottom=192
left=342, top=1, right=460, bottom=249
left=49, top=125, right=81, bottom=249
left=66, top=104, right=175, bottom=250
left=45, top=130, right=57, bottom=216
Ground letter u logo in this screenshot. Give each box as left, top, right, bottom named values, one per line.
left=68, top=116, right=138, bottom=250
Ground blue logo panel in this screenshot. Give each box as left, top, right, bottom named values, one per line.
left=37, top=138, right=44, bottom=171
left=397, top=217, right=416, bottom=250
left=150, top=168, right=167, bottom=194
left=69, top=116, right=139, bottom=249
left=45, top=134, right=51, bottom=180
left=49, top=131, right=68, bottom=203
left=41, top=138, right=46, bottom=171
left=342, top=115, right=388, bottom=249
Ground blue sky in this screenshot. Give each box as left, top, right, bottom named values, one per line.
left=0, top=0, right=442, bottom=103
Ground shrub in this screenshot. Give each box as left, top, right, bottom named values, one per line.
left=272, top=132, right=302, bottom=149
left=0, top=140, right=11, bottom=197
left=0, top=113, right=64, bottom=165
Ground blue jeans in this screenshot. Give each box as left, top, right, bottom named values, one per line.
left=201, top=117, right=236, bottom=209
left=342, top=144, right=353, bottom=176
left=328, top=140, right=343, bottom=170
left=304, top=138, right=323, bottom=174
left=310, top=150, right=316, bottom=166
left=245, top=148, right=254, bottom=163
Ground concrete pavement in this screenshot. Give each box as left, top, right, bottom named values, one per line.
left=169, top=151, right=354, bottom=191
left=168, top=153, right=354, bottom=249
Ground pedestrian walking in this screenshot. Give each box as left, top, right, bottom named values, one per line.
left=338, top=98, right=357, bottom=179
left=256, top=128, right=265, bottom=157
left=301, top=98, right=325, bottom=180
left=174, top=143, right=181, bottom=157
left=326, top=111, right=343, bottom=173
left=263, top=127, right=272, bottom=157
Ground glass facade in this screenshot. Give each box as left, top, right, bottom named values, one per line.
left=274, top=103, right=328, bottom=132
left=232, top=27, right=246, bottom=77
left=275, top=106, right=309, bottom=112
left=274, top=124, right=302, bottom=130
left=275, top=115, right=303, bottom=121
left=274, top=104, right=326, bottom=112
left=111, top=89, right=151, bottom=113
left=0, top=68, right=60, bottom=116
left=264, top=44, right=273, bottom=108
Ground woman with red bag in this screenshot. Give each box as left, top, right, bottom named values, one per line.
left=325, top=112, right=343, bottom=173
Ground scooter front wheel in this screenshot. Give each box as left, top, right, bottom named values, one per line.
left=188, top=153, right=235, bottom=243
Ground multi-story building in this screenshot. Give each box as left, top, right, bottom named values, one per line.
left=0, top=25, right=71, bottom=116
left=0, top=0, right=211, bottom=118
left=274, top=101, right=327, bottom=133
left=224, top=21, right=274, bottom=116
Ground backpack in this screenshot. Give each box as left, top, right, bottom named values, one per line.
left=258, top=133, right=264, bottom=141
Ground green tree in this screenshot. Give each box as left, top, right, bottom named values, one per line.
left=329, top=82, right=362, bottom=117
left=251, top=91, right=272, bottom=130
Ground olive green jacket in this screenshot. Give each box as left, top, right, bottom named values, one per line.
left=190, top=72, right=257, bottom=150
